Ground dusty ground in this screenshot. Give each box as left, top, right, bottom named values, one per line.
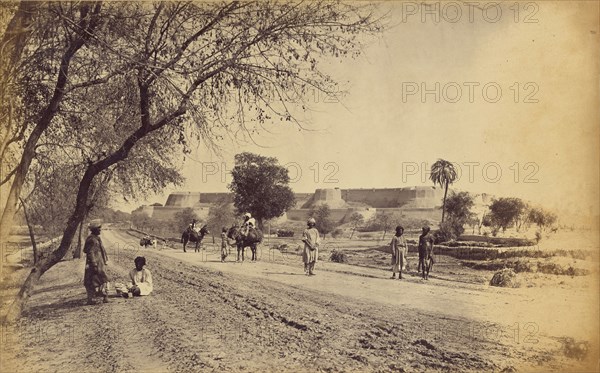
left=1, top=228, right=598, bottom=372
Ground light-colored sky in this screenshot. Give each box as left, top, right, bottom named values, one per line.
left=118, top=1, right=599, bottom=220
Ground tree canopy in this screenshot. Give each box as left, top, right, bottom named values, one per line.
left=309, top=203, right=336, bottom=238
left=488, top=197, right=527, bottom=233
left=1, top=0, right=385, bottom=320
left=527, top=206, right=558, bottom=232
left=229, top=152, right=296, bottom=228
left=440, top=191, right=476, bottom=238
left=430, top=159, right=458, bottom=223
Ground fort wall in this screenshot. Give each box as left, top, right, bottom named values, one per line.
left=147, top=187, right=444, bottom=223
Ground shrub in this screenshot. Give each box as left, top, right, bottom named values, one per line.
left=434, top=219, right=466, bottom=244
left=330, top=250, right=348, bottom=263
left=534, top=231, right=542, bottom=244
left=490, top=268, right=521, bottom=288
left=331, top=228, right=344, bottom=238
left=276, top=229, right=294, bottom=237
left=433, top=224, right=453, bottom=244
left=561, top=337, right=590, bottom=360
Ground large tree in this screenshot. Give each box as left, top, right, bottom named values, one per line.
left=429, top=159, right=458, bottom=223
left=206, top=198, right=235, bottom=243
left=348, top=212, right=364, bottom=239
left=527, top=206, right=557, bottom=232
left=443, top=191, right=476, bottom=238
left=1, top=2, right=106, bottom=246
left=488, top=197, right=527, bottom=233
left=309, top=203, right=335, bottom=238
left=229, top=152, right=296, bottom=229
left=5, top=1, right=385, bottom=320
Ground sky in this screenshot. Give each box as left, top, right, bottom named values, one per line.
left=117, top=1, right=599, bottom=221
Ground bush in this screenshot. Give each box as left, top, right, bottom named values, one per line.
left=276, top=229, right=294, bottom=237
left=490, top=268, right=521, bottom=288
left=560, top=337, right=590, bottom=360
left=433, top=224, right=453, bottom=244
left=331, top=228, right=344, bottom=238
left=434, top=219, right=465, bottom=244
left=330, top=250, right=348, bottom=263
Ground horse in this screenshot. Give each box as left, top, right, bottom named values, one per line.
left=181, top=225, right=209, bottom=252
left=227, top=224, right=263, bottom=261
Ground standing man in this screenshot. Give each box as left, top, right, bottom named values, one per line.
left=418, top=226, right=435, bottom=280
left=83, top=219, right=109, bottom=304
left=302, top=217, right=320, bottom=276
left=390, top=225, right=408, bottom=280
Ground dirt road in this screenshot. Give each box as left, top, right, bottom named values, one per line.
left=1, top=229, right=598, bottom=372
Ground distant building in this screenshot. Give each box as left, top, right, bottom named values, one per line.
left=136, top=186, right=447, bottom=224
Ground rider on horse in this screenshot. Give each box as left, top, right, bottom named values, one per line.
left=241, top=213, right=256, bottom=237
left=188, top=219, right=201, bottom=234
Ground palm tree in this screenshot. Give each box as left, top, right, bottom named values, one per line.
left=429, top=159, right=458, bottom=223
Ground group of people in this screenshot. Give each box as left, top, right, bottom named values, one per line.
left=390, top=225, right=435, bottom=280
left=83, top=220, right=153, bottom=305
left=83, top=214, right=434, bottom=303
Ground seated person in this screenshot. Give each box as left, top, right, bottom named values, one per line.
left=241, top=213, right=256, bottom=237
left=122, top=256, right=153, bottom=297
left=188, top=219, right=201, bottom=234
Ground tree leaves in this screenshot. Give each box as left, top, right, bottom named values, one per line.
left=228, top=152, right=296, bottom=227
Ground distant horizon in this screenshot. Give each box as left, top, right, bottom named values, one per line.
left=112, top=2, right=598, bottom=226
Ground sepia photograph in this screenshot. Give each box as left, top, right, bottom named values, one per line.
left=0, top=1, right=598, bottom=372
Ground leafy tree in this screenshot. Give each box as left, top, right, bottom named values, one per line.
left=488, top=197, right=527, bottom=233
left=348, top=212, right=364, bottom=239
left=443, top=191, right=476, bottom=237
left=430, top=159, right=458, bottom=223
left=1, top=2, right=105, bottom=244
left=467, top=214, right=481, bottom=234
left=131, top=211, right=152, bottom=232
left=374, top=212, right=395, bottom=241
left=445, top=191, right=474, bottom=222
left=206, top=199, right=235, bottom=243
left=5, top=1, right=385, bottom=321
left=229, top=152, right=296, bottom=229
left=527, top=207, right=558, bottom=232
left=309, top=203, right=335, bottom=238
left=172, top=208, right=200, bottom=232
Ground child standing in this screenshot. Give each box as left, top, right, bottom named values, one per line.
left=221, top=227, right=229, bottom=262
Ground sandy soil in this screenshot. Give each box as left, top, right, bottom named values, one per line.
left=1, top=229, right=598, bottom=372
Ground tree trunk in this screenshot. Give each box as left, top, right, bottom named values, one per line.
left=6, top=97, right=187, bottom=321
left=19, top=198, right=37, bottom=265
left=441, top=182, right=449, bottom=223
left=0, top=13, right=95, bottom=260
left=73, top=219, right=84, bottom=259
left=0, top=1, right=37, bottom=158
left=5, top=167, right=96, bottom=322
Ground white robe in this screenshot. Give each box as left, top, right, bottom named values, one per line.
left=129, top=268, right=153, bottom=295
